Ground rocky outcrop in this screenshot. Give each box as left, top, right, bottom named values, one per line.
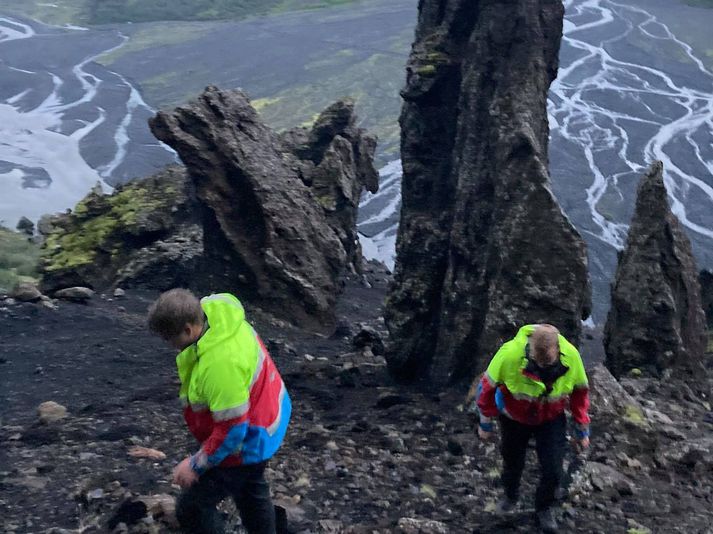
left=604, top=162, right=707, bottom=377
left=150, top=87, right=377, bottom=333
left=39, top=166, right=201, bottom=293
left=16, top=217, right=34, bottom=236
left=701, top=270, right=713, bottom=328
left=385, top=0, right=591, bottom=384
left=38, top=89, right=377, bottom=332
left=282, top=100, right=379, bottom=272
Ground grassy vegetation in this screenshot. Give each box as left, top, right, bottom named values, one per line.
left=87, top=0, right=278, bottom=24
left=254, top=28, right=412, bottom=165
left=2, top=0, right=361, bottom=26
left=88, top=0, right=361, bottom=24
left=97, top=21, right=214, bottom=64
left=1, top=0, right=88, bottom=26
left=0, top=227, right=41, bottom=292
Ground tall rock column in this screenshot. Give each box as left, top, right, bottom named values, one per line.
left=385, top=0, right=591, bottom=384
left=604, top=162, right=707, bottom=377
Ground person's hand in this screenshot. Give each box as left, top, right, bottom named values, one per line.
left=173, top=457, right=199, bottom=488
left=571, top=436, right=590, bottom=453
left=478, top=425, right=495, bottom=441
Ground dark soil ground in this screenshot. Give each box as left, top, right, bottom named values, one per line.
left=1, top=266, right=713, bottom=533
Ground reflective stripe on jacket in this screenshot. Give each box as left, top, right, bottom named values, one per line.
left=476, top=325, right=590, bottom=436
left=176, top=293, right=291, bottom=473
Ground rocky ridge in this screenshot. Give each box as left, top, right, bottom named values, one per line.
left=385, top=0, right=591, bottom=386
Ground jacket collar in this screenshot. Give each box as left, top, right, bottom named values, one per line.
left=521, top=345, right=569, bottom=387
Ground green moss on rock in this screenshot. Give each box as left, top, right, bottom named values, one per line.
left=622, top=404, right=648, bottom=427
left=40, top=166, right=192, bottom=289
left=415, top=64, right=437, bottom=77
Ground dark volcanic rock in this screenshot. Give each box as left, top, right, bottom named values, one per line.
left=39, top=167, right=201, bottom=293
left=352, top=326, right=385, bottom=355
left=108, top=500, right=148, bottom=530
left=604, top=162, right=707, bottom=377
left=16, top=216, right=35, bottom=236
left=283, top=100, right=379, bottom=273
left=53, top=287, right=94, bottom=303
left=150, top=87, right=377, bottom=333
left=385, top=0, right=591, bottom=385
left=701, top=270, right=713, bottom=328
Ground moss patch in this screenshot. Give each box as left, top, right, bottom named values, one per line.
left=0, top=228, right=41, bottom=292
left=252, top=97, right=284, bottom=112
left=415, top=64, right=437, bottom=77
left=42, top=178, right=183, bottom=275
left=621, top=404, right=648, bottom=427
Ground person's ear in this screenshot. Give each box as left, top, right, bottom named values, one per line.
left=184, top=324, right=193, bottom=337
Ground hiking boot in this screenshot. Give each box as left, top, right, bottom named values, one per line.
left=495, top=495, right=518, bottom=514
left=537, top=508, right=558, bottom=533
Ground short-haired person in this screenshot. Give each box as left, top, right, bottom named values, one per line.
left=148, top=289, right=291, bottom=534
left=475, top=324, right=590, bottom=534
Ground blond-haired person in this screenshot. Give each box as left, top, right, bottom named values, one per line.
left=475, top=324, right=590, bottom=533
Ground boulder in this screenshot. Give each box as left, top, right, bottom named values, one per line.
left=54, top=286, right=94, bottom=302
left=604, top=162, right=707, bottom=377
left=38, top=401, right=67, bottom=424
left=385, top=0, right=590, bottom=384
left=150, top=87, right=378, bottom=333
left=11, top=282, right=42, bottom=302
left=352, top=326, right=385, bottom=355
left=587, top=365, right=650, bottom=429
left=587, top=462, right=635, bottom=496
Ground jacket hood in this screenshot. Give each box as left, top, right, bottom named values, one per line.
left=199, top=293, right=246, bottom=347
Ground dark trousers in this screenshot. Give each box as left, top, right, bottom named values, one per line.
left=176, top=462, right=276, bottom=534
left=499, top=413, right=566, bottom=511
